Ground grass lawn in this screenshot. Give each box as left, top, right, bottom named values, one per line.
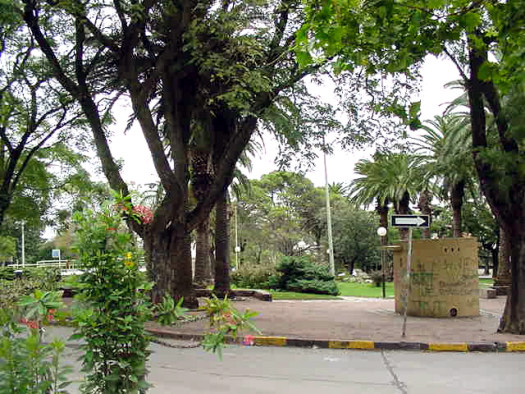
left=241, top=277, right=493, bottom=300
left=479, top=277, right=494, bottom=287
left=268, top=282, right=395, bottom=300
left=269, top=291, right=341, bottom=300
left=337, top=281, right=395, bottom=298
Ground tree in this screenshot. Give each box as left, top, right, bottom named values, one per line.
left=349, top=152, right=421, bottom=241
left=331, top=200, right=380, bottom=275
left=0, top=15, right=84, bottom=228
left=237, top=171, right=323, bottom=260
left=413, top=114, right=474, bottom=237
left=301, top=0, right=525, bottom=333
left=21, top=0, right=346, bottom=306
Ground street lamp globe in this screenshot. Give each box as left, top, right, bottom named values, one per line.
left=377, top=227, right=387, bottom=237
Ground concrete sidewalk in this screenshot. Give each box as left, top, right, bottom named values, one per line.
left=146, top=296, right=525, bottom=351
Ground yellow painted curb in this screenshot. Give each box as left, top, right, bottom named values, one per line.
left=428, top=343, right=468, bottom=352
left=328, top=340, right=375, bottom=350
left=506, top=342, right=525, bottom=352
left=254, top=336, right=287, bottom=347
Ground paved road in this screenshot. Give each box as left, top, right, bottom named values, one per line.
left=60, top=340, right=524, bottom=393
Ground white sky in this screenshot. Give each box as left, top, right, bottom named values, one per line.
left=107, top=55, right=460, bottom=189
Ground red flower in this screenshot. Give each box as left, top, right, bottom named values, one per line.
left=132, top=205, right=154, bottom=224
left=106, top=227, right=117, bottom=231
left=243, top=335, right=255, bottom=346
left=25, top=320, right=39, bottom=330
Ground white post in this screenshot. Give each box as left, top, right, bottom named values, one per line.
left=402, top=227, right=413, bottom=337
left=234, top=202, right=239, bottom=270
left=21, top=221, right=25, bottom=268
left=323, top=141, right=335, bottom=276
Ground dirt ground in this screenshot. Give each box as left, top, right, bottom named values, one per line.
left=147, top=296, right=525, bottom=344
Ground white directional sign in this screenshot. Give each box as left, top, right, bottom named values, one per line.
left=391, top=215, right=430, bottom=228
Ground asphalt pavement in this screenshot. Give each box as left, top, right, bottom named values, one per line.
left=52, top=330, right=524, bottom=394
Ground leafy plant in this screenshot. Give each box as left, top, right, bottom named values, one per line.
left=71, top=198, right=154, bottom=393
left=200, top=295, right=259, bottom=359
left=0, top=270, right=62, bottom=310
left=0, top=294, right=71, bottom=393
left=270, top=256, right=339, bottom=296
left=231, top=264, right=276, bottom=289
left=155, top=294, right=188, bottom=326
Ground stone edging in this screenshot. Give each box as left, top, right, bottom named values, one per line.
left=146, top=328, right=525, bottom=353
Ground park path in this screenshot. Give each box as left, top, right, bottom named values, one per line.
left=146, top=296, right=525, bottom=344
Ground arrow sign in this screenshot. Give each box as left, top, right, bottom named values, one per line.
left=391, top=215, right=430, bottom=228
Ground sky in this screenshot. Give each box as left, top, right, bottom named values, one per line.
left=107, top=54, right=461, bottom=189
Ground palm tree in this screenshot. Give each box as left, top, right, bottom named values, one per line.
left=349, top=152, right=421, bottom=241
left=412, top=114, right=474, bottom=238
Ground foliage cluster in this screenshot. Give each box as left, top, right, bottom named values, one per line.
left=0, top=268, right=61, bottom=309
left=200, top=296, right=259, bottom=359
left=269, top=256, right=339, bottom=296
left=71, top=198, right=158, bottom=393
left=231, top=265, right=277, bottom=289
left=0, top=290, right=71, bottom=393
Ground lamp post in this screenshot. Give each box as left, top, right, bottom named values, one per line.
left=377, top=226, right=387, bottom=298
left=234, top=202, right=240, bottom=270
left=323, top=139, right=335, bottom=276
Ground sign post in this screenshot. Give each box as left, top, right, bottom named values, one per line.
left=391, top=215, right=429, bottom=337
left=52, top=249, right=61, bottom=266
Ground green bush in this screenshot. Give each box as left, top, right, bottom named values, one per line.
left=0, top=292, right=71, bottom=393
left=269, top=256, right=339, bottom=296
left=231, top=265, right=276, bottom=289
left=0, top=269, right=62, bottom=309
left=0, top=266, right=61, bottom=286
left=0, top=267, right=15, bottom=280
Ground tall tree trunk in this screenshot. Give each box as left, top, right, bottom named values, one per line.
left=417, top=190, right=433, bottom=239
left=492, top=247, right=499, bottom=279
left=193, top=217, right=212, bottom=287
left=465, top=39, right=525, bottom=334
left=143, top=225, right=198, bottom=308
left=397, top=191, right=411, bottom=241
left=495, top=226, right=512, bottom=288
left=450, top=181, right=465, bottom=238
left=498, top=223, right=525, bottom=333
left=492, top=227, right=500, bottom=279
left=213, top=190, right=231, bottom=298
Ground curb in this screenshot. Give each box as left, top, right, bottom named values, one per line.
left=146, top=328, right=525, bottom=353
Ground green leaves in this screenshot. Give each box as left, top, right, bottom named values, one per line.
left=0, top=297, right=71, bottom=394
left=72, top=197, right=152, bottom=391
left=155, top=294, right=188, bottom=326
left=200, top=295, right=260, bottom=358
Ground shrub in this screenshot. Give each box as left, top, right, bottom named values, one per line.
left=0, top=267, right=15, bottom=280
left=270, top=256, right=339, bottom=296
left=0, top=269, right=62, bottom=310
left=231, top=265, right=276, bottom=289
left=0, top=291, right=71, bottom=393
left=72, top=198, right=157, bottom=393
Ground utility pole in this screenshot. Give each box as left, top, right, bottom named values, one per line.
left=323, top=139, right=335, bottom=276
left=21, top=221, right=25, bottom=267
